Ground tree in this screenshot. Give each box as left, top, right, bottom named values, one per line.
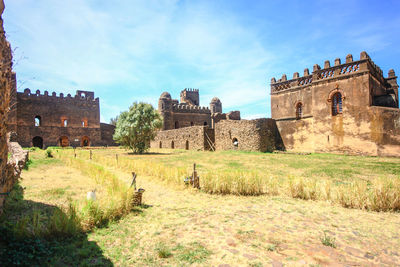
left=109, top=115, right=119, bottom=126
left=113, top=102, right=162, bottom=153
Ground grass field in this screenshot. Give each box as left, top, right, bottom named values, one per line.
left=1, top=148, right=400, bottom=266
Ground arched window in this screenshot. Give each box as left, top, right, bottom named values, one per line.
left=190, top=122, right=194, bottom=126
left=34, top=116, right=41, bottom=127
left=175, top=121, right=179, bottom=129
left=296, top=102, right=303, bottom=119
left=332, top=92, right=342, bottom=116
left=63, top=119, right=68, bottom=127
left=82, top=119, right=88, bottom=127
left=204, top=122, right=208, bottom=126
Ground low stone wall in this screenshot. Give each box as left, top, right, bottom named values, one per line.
left=215, top=119, right=284, bottom=152
left=151, top=126, right=209, bottom=150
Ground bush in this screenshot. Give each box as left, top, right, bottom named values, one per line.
left=45, top=148, right=54, bottom=158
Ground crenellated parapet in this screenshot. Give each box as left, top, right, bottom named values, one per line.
left=271, top=51, right=390, bottom=94
left=18, top=89, right=99, bottom=105
left=172, top=103, right=211, bottom=114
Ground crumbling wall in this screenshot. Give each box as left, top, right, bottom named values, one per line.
left=0, top=0, right=28, bottom=213
left=215, top=119, right=283, bottom=152
left=151, top=126, right=209, bottom=150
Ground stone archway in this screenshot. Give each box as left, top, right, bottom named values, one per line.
left=81, top=136, right=90, bottom=147
left=32, top=136, right=43, bottom=149
left=59, top=136, right=69, bottom=147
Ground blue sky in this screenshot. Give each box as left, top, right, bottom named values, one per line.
left=4, top=0, right=400, bottom=122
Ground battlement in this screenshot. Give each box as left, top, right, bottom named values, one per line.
left=271, top=51, right=390, bottom=94
left=183, top=88, right=199, bottom=92
left=172, top=103, right=211, bottom=114
left=18, top=89, right=99, bottom=103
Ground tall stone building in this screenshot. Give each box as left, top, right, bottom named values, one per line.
left=270, top=51, right=400, bottom=157
left=8, top=88, right=116, bottom=148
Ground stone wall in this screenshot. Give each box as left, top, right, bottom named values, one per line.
left=100, top=123, right=117, bottom=146
left=271, top=52, right=400, bottom=156
left=215, top=119, right=283, bottom=152
left=0, top=0, right=28, bottom=213
left=151, top=126, right=211, bottom=151
left=14, top=89, right=115, bottom=148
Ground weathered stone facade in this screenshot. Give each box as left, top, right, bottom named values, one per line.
left=9, top=89, right=116, bottom=148
left=215, top=119, right=283, bottom=152
left=158, top=88, right=240, bottom=130
left=271, top=51, right=400, bottom=157
left=0, top=0, right=29, bottom=213
left=151, top=126, right=215, bottom=151
left=153, top=89, right=284, bottom=152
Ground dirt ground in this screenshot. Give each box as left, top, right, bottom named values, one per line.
left=20, top=153, right=400, bottom=266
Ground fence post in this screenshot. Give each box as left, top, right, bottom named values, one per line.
left=90, top=150, right=92, bottom=160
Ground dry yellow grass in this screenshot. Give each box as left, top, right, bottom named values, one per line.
left=57, top=148, right=400, bottom=212
left=13, top=149, right=400, bottom=266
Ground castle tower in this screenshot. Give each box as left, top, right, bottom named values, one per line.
left=180, top=88, right=199, bottom=106
left=158, top=92, right=173, bottom=130
left=210, top=97, right=222, bottom=113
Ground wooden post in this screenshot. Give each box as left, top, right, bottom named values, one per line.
left=74, top=147, right=76, bottom=158
left=90, top=150, right=92, bottom=160
left=131, top=172, right=137, bottom=190
left=116, top=154, right=118, bottom=164
left=192, top=163, right=200, bottom=189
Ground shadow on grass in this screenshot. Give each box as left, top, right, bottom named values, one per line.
left=0, top=184, right=113, bottom=266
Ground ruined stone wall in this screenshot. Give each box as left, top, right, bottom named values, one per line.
left=215, top=119, right=283, bottom=152
left=0, top=0, right=27, bottom=213
left=16, top=89, right=105, bottom=148
left=100, top=123, right=117, bottom=146
left=271, top=52, right=400, bottom=156
left=151, top=126, right=209, bottom=150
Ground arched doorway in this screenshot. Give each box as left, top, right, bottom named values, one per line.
left=185, top=140, right=189, bottom=150
left=59, top=136, right=69, bottom=147
left=32, top=136, right=43, bottom=149
left=232, top=138, right=239, bottom=149
left=159, top=141, right=162, bottom=148
left=171, top=141, right=175, bottom=149
left=81, top=136, right=90, bottom=147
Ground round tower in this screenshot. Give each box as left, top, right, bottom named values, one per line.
left=210, top=97, right=222, bottom=113
left=158, top=92, right=173, bottom=130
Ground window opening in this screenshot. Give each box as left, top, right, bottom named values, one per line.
left=296, top=102, right=303, bottom=119
left=332, top=92, right=342, bottom=116
left=34, top=116, right=41, bottom=127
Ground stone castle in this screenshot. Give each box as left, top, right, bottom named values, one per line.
left=153, top=52, right=400, bottom=157
left=151, top=89, right=283, bottom=152
left=271, top=51, right=399, bottom=157
left=7, top=88, right=116, bottom=149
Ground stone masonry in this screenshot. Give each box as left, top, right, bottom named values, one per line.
left=271, top=51, right=400, bottom=157
left=215, top=119, right=283, bottom=152
left=0, top=0, right=28, bottom=213
left=10, top=89, right=116, bottom=148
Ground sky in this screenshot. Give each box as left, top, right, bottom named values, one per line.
left=3, top=0, right=400, bottom=123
